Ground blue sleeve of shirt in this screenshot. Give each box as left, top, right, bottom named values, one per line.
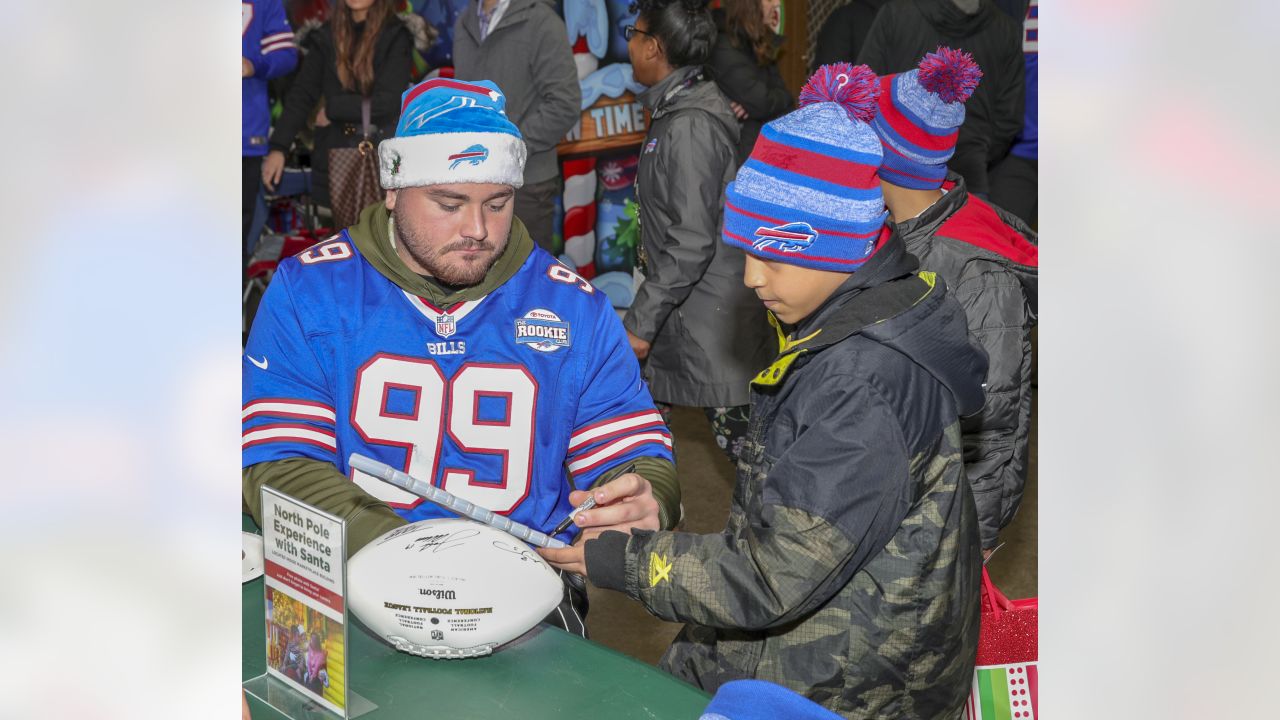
left=563, top=291, right=674, bottom=490
left=251, top=0, right=298, bottom=80
left=242, top=262, right=338, bottom=469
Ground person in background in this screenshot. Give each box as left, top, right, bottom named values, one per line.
left=542, top=64, right=987, bottom=719
left=867, top=47, right=1037, bottom=557
left=858, top=0, right=1023, bottom=198
left=988, top=0, right=1036, bottom=225
left=811, top=0, right=888, bottom=72
left=622, top=0, right=773, bottom=464
left=452, top=0, right=581, bottom=251
left=243, top=0, right=298, bottom=264
left=706, top=0, right=795, bottom=166
left=262, top=0, right=415, bottom=210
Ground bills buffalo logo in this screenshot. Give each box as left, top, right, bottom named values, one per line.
left=753, top=222, right=818, bottom=252
left=644, top=138, right=658, bottom=154
left=448, top=144, right=489, bottom=169
left=515, top=308, right=571, bottom=353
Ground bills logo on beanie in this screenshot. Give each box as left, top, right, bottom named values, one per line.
left=871, top=46, right=982, bottom=190
left=378, top=78, right=527, bottom=190
left=721, top=63, right=889, bottom=273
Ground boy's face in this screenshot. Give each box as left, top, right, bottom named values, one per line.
left=743, top=253, right=852, bottom=325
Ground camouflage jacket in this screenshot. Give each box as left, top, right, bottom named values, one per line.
left=585, top=236, right=988, bottom=719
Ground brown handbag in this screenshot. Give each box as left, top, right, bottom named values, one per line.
left=327, top=97, right=383, bottom=229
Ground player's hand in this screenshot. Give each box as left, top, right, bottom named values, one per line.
left=537, top=472, right=659, bottom=575
left=730, top=101, right=748, bottom=120
left=261, top=150, right=286, bottom=192
left=243, top=57, right=254, bottom=78
left=626, top=331, right=651, bottom=360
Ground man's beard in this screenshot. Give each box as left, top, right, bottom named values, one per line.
left=393, top=206, right=507, bottom=287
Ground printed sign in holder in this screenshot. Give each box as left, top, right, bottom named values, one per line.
left=244, top=488, right=375, bottom=718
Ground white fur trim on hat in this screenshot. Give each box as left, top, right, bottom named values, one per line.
left=378, top=132, right=527, bottom=189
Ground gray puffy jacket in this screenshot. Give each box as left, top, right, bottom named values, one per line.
left=624, top=66, right=774, bottom=407
left=892, top=173, right=1038, bottom=549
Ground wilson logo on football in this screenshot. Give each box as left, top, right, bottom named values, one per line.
left=448, top=144, right=489, bottom=169
left=753, top=222, right=818, bottom=253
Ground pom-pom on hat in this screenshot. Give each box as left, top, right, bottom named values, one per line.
left=721, top=63, right=889, bottom=273
left=870, top=46, right=982, bottom=190
left=378, top=78, right=527, bottom=190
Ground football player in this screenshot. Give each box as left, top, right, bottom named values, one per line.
left=243, top=77, right=680, bottom=636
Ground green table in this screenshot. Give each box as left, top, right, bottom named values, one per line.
left=243, top=516, right=710, bottom=719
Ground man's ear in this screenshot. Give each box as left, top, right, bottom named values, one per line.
left=384, top=189, right=397, bottom=211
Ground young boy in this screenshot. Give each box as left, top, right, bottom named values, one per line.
left=868, top=47, right=1038, bottom=554
left=541, top=64, right=988, bottom=719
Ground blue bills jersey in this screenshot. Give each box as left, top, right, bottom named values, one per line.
left=243, top=233, right=673, bottom=540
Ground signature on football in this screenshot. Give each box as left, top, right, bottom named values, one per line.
left=491, top=540, right=546, bottom=566
left=378, top=527, right=481, bottom=554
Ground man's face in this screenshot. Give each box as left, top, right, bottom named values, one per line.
left=386, top=182, right=515, bottom=286
left=742, top=253, right=851, bottom=325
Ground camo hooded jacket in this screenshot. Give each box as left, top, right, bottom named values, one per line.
left=586, top=235, right=988, bottom=719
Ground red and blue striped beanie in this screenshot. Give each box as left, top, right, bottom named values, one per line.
left=722, top=63, right=889, bottom=273
left=871, top=47, right=982, bottom=190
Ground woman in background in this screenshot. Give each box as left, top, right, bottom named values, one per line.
left=623, top=0, right=773, bottom=465
left=261, top=0, right=415, bottom=210
left=707, top=0, right=795, bottom=166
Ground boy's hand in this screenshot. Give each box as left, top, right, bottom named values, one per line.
left=626, top=330, right=651, bottom=360
left=538, top=472, right=658, bottom=575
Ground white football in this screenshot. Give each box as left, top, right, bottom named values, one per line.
left=348, top=518, right=563, bottom=659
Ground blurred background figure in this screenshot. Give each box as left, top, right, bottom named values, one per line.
left=261, top=0, right=417, bottom=213
left=452, top=0, right=582, bottom=251
left=706, top=0, right=795, bottom=166
left=858, top=0, right=1023, bottom=199
left=988, top=0, right=1036, bottom=226
left=623, top=0, right=773, bottom=465
left=243, top=0, right=298, bottom=269
left=811, top=0, right=888, bottom=72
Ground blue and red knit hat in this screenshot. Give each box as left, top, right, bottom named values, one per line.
left=378, top=77, right=527, bottom=190
left=870, top=47, right=982, bottom=190
left=721, top=63, right=889, bottom=273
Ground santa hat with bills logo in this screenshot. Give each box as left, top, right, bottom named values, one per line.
left=870, top=46, right=982, bottom=190
left=721, top=63, right=889, bottom=273
left=378, top=78, right=527, bottom=190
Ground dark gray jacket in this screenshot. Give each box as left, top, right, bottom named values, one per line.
left=893, top=173, right=1037, bottom=549
left=624, top=66, right=773, bottom=407
left=588, top=236, right=988, bottom=718
left=452, top=0, right=581, bottom=184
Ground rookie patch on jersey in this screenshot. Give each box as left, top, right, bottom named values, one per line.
left=515, top=309, right=570, bottom=352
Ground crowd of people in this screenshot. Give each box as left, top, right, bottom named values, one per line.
left=242, top=1, right=1037, bottom=718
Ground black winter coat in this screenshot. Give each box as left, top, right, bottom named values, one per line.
left=269, top=18, right=414, bottom=206
left=812, top=0, right=891, bottom=71
left=705, top=11, right=794, bottom=167
left=858, top=0, right=1024, bottom=195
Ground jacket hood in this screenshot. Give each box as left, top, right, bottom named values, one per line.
left=913, top=0, right=997, bottom=37
left=895, top=172, right=1038, bottom=315
left=640, top=66, right=738, bottom=133
left=777, top=230, right=987, bottom=417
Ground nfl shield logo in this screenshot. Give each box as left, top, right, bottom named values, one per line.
left=435, top=314, right=457, bottom=338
